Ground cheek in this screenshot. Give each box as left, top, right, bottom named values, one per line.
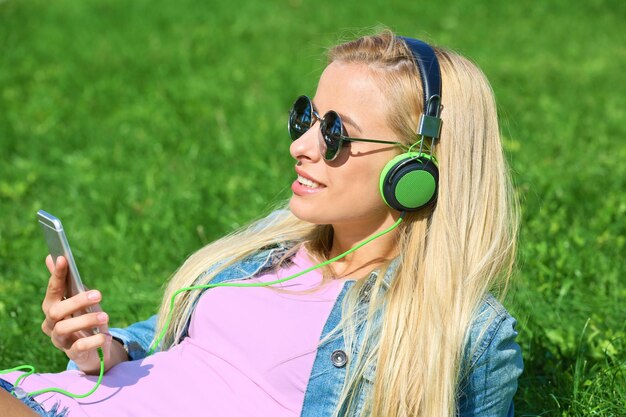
left=289, top=152, right=397, bottom=224
left=338, top=174, right=378, bottom=199
left=330, top=162, right=387, bottom=208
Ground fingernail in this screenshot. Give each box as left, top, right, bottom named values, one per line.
left=87, top=291, right=101, bottom=301
left=97, top=313, right=108, bottom=323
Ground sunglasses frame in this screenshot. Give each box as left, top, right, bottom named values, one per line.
left=289, top=95, right=407, bottom=161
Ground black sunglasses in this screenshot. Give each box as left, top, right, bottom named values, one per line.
left=288, top=95, right=406, bottom=161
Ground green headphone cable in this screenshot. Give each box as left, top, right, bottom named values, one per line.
left=1, top=213, right=404, bottom=400
left=0, top=348, right=105, bottom=400
left=149, top=213, right=404, bottom=354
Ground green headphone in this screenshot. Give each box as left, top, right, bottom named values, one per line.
left=379, top=37, right=443, bottom=212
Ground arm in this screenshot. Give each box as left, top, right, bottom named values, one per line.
left=457, top=305, right=524, bottom=417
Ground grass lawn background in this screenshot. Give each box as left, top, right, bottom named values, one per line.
left=0, top=0, right=624, bottom=415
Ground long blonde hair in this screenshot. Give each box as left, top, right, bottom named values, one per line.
left=154, top=29, right=518, bottom=417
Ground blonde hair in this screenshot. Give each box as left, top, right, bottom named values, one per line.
left=154, top=29, right=518, bottom=417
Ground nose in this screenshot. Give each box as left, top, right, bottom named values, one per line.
left=289, top=123, right=321, bottom=163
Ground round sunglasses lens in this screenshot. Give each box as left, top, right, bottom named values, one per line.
left=320, top=111, right=343, bottom=160
left=288, top=96, right=312, bottom=140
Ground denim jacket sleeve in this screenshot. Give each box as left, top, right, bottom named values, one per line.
left=66, top=315, right=157, bottom=370
left=109, top=315, right=158, bottom=360
left=457, top=295, right=524, bottom=417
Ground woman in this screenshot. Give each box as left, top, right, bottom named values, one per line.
left=0, top=30, right=523, bottom=416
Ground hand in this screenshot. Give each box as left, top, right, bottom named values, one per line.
left=40, top=255, right=117, bottom=374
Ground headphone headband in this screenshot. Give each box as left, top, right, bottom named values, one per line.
left=398, top=36, right=443, bottom=140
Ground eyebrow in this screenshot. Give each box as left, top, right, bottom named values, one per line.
left=312, top=101, right=363, bottom=134
left=338, top=113, right=363, bottom=134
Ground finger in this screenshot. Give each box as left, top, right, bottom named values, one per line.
left=45, top=290, right=102, bottom=330
left=42, top=256, right=68, bottom=309
left=52, top=311, right=109, bottom=343
left=49, top=328, right=76, bottom=351
left=41, top=319, right=53, bottom=337
left=68, top=333, right=110, bottom=361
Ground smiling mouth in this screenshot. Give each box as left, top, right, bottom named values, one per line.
left=297, top=174, right=324, bottom=189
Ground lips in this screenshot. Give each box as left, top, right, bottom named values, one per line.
left=297, top=174, right=322, bottom=188
left=292, top=167, right=326, bottom=196
left=295, top=167, right=326, bottom=188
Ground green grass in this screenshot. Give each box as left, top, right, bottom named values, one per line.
left=0, top=0, right=624, bottom=415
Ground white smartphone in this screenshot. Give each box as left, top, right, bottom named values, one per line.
left=37, top=210, right=100, bottom=333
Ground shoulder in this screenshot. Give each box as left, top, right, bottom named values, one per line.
left=465, top=294, right=518, bottom=368
left=203, top=244, right=290, bottom=284
left=458, top=293, right=523, bottom=417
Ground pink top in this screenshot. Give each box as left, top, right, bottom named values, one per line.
left=3, top=247, right=346, bottom=416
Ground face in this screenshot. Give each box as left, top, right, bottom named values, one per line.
left=289, top=61, right=402, bottom=227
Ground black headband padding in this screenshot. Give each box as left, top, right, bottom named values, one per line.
left=398, top=37, right=442, bottom=118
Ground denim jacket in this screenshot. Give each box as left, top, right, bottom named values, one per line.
left=70, top=243, right=523, bottom=416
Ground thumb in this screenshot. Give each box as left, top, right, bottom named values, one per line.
left=44, top=256, right=68, bottom=304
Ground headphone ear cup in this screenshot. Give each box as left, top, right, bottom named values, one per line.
left=379, top=152, right=439, bottom=212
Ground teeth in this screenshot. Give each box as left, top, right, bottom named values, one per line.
left=298, top=174, right=322, bottom=188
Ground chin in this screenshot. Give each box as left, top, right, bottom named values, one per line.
left=290, top=197, right=383, bottom=226
left=289, top=198, right=328, bottom=225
